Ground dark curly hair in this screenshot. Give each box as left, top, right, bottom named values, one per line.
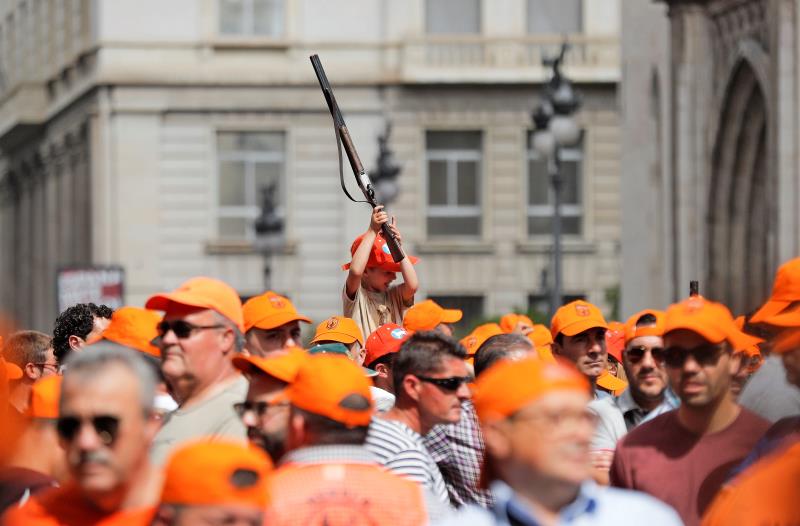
left=52, top=303, right=113, bottom=364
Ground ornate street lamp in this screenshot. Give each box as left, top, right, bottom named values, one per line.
left=254, top=182, right=284, bottom=290
left=531, top=43, right=581, bottom=317
left=371, top=122, right=402, bottom=206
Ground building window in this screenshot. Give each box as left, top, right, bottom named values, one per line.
left=216, top=131, right=285, bottom=241
left=527, top=131, right=583, bottom=237
left=426, top=131, right=482, bottom=238
left=527, top=0, right=581, bottom=34
left=528, top=293, right=586, bottom=318
left=428, top=295, right=484, bottom=337
left=426, top=0, right=481, bottom=34
left=219, top=0, right=284, bottom=37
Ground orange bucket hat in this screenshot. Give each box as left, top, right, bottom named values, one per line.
left=403, top=300, right=462, bottom=332
left=100, top=306, right=161, bottom=358
left=286, top=354, right=373, bottom=427
left=311, top=316, right=364, bottom=346
left=365, top=324, right=412, bottom=367
left=342, top=233, right=419, bottom=273
left=664, top=296, right=763, bottom=351
left=550, top=300, right=608, bottom=339
left=242, top=291, right=311, bottom=333
left=26, top=375, right=62, bottom=419
left=499, top=314, right=535, bottom=334
left=624, top=309, right=666, bottom=344
left=750, top=257, right=800, bottom=323
left=146, top=277, right=244, bottom=332
left=473, top=357, right=589, bottom=422
left=460, top=323, right=504, bottom=357
left=232, top=348, right=308, bottom=384
left=161, top=440, right=272, bottom=508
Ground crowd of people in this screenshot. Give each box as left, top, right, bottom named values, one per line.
left=0, top=205, right=798, bottom=525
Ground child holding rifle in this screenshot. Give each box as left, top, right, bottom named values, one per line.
left=343, top=205, right=419, bottom=337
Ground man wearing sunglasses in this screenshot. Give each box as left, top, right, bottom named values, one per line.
left=3, top=331, right=58, bottom=417
left=2, top=344, right=160, bottom=525
left=616, top=310, right=679, bottom=430
left=610, top=296, right=770, bottom=526
left=365, top=331, right=470, bottom=507
left=146, top=277, right=249, bottom=466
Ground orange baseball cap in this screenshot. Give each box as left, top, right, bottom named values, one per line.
left=460, top=323, right=504, bottom=356
left=146, top=277, right=244, bottom=332
left=624, top=309, right=666, bottom=343
left=499, top=314, right=535, bottom=334
left=550, top=300, right=608, bottom=339
left=286, top=354, right=373, bottom=427
left=605, top=322, right=625, bottom=363
left=100, top=306, right=161, bottom=358
left=311, top=316, right=364, bottom=346
left=473, top=357, right=589, bottom=422
left=341, top=233, right=419, bottom=273
left=365, top=324, right=412, bottom=366
left=596, top=369, right=627, bottom=395
left=529, top=324, right=556, bottom=363
left=232, top=348, right=308, bottom=384
left=734, top=316, right=762, bottom=358
left=771, top=328, right=800, bottom=354
left=26, top=375, right=62, bottom=419
left=161, top=440, right=272, bottom=508
left=242, top=291, right=312, bottom=333
left=664, top=296, right=763, bottom=351
left=750, top=258, right=800, bottom=323
left=403, top=300, right=462, bottom=332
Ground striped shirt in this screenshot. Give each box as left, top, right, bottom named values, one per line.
left=365, top=417, right=451, bottom=506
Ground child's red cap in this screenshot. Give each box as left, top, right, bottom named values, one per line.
left=342, top=233, right=419, bottom=273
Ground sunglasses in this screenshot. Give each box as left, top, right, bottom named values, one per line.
left=625, top=346, right=666, bottom=365
left=56, top=414, right=120, bottom=446
left=416, top=375, right=471, bottom=392
left=663, top=344, right=726, bottom=368
left=233, top=400, right=288, bottom=419
left=157, top=320, right=225, bottom=339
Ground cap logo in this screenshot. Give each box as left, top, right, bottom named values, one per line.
left=269, top=296, right=287, bottom=309
left=684, top=297, right=705, bottom=312
left=390, top=328, right=407, bottom=340
left=229, top=468, right=260, bottom=488
left=325, top=317, right=340, bottom=330
left=575, top=305, right=591, bottom=317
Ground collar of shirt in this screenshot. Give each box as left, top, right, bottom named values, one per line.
left=280, top=444, right=378, bottom=466
left=617, top=388, right=679, bottom=417
left=490, top=480, right=598, bottom=526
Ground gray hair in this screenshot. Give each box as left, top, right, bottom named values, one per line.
left=61, top=341, right=158, bottom=414
left=213, top=311, right=245, bottom=353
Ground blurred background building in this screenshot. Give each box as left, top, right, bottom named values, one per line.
left=0, top=0, right=622, bottom=333
left=620, top=0, right=800, bottom=318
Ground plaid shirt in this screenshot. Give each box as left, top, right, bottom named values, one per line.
left=424, top=400, right=493, bottom=508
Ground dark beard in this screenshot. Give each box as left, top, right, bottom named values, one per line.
left=248, top=427, right=285, bottom=463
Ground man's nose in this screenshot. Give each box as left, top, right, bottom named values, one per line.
left=75, top=422, right=103, bottom=450
left=242, top=411, right=257, bottom=427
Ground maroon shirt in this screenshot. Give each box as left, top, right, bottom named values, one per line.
left=610, top=408, right=769, bottom=526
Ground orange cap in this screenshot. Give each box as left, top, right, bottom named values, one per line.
left=550, top=300, right=608, bottom=339
left=460, top=323, right=504, bottom=356
left=146, top=277, right=244, bottom=332
left=365, top=324, right=412, bottom=366
left=596, top=369, right=628, bottom=395
left=311, top=316, right=364, bottom=346
left=161, top=440, right=272, bottom=508
left=342, top=233, right=419, bottom=273
left=499, top=314, right=534, bottom=334
left=771, top=328, right=800, bottom=354
left=242, top=291, right=312, bottom=333
left=100, top=306, right=161, bottom=358
left=232, top=348, right=308, bottom=384
left=286, top=354, right=373, bottom=427
left=403, top=300, right=462, bottom=332
left=750, top=258, right=800, bottom=323
left=624, top=309, right=666, bottom=343
left=26, top=375, right=62, bottom=419
left=605, top=322, right=625, bottom=363
left=664, top=296, right=763, bottom=351
left=473, top=357, right=589, bottom=422
left=734, top=316, right=762, bottom=358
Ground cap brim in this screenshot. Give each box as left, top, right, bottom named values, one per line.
left=311, top=333, right=360, bottom=345
left=5, top=362, right=22, bottom=380
left=664, top=319, right=727, bottom=345
left=362, top=367, right=378, bottom=377
left=558, top=318, right=608, bottom=337
left=341, top=255, right=420, bottom=272
left=145, top=292, right=209, bottom=313
left=248, top=312, right=312, bottom=332
left=231, top=354, right=297, bottom=384
left=761, top=308, right=800, bottom=328
left=773, top=329, right=800, bottom=354
left=596, top=372, right=627, bottom=392
left=441, top=309, right=463, bottom=324
left=750, top=299, right=791, bottom=324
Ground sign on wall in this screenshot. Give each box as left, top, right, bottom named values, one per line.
left=57, top=266, right=125, bottom=313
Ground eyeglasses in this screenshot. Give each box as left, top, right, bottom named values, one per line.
left=157, top=320, right=225, bottom=339
left=625, top=346, right=666, bottom=365
left=233, top=400, right=289, bottom=419
left=56, top=414, right=121, bottom=446
left=415, top=375, right=471, bottom=392
left=663, top=344, right=726, bottom=368
left=33, top=362, right=59, bottom=372
left=512, top=408, right=599, bottom=430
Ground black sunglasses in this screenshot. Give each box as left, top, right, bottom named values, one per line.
left=625, top=346, right=666, bottom=365
left=157, top=320, right=225, bottom=339
left=233, top=401, right=288, bottom=419
left=416, top=375, right=471, bottom=392
left=663, top=344, right=726, bottom=368
left=57, top=414, right=120, bottom=446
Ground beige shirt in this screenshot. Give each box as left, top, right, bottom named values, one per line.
left=343, top=284, right=412, bottom=339
left=150, top=375, right=248, bottom=466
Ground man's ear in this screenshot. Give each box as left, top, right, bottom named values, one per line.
left=286, top=410, right=306, bottom=451
left=375, top=363, right=390, bottom=379
left=68, top=335, right=84, bottom=351
left=23, top=362, right=41, bottom=381
left=729, top=351, right=745, bottom=376
left=403, top=374, right=422, bottom=402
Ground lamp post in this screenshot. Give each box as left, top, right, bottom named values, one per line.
left=531, top=43, right=581, bottom=317
left=254, top=182, right=284, bottom=291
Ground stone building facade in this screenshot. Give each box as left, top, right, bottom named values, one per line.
left=0, top=0, right=622, bottom=332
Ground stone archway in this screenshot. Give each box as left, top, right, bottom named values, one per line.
left=708, top=59, right=769, bottom=314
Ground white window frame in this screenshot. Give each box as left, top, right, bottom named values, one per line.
left=218, top=0, right=285, bottom=37
left=526, top=142, right=583, bottom=237
left=426, top=142, right=483, bottom=238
